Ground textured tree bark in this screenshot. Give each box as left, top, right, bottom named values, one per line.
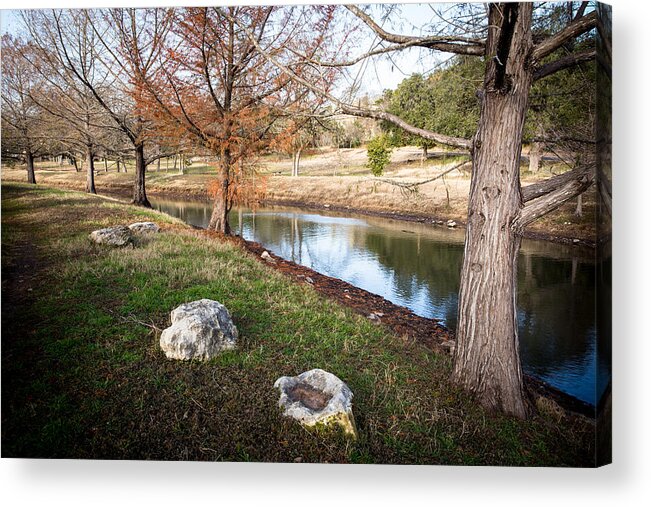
left=131, top=143, right=151, bottom=208
left=528, top=141, right=541, bottom=173
left=208, top=148, right=231, bottom=234
left=451, top=3, right=533, bottom=419
left=85, top=145, right=97, bottom=194
left=26, top=151, right=37, bottom=184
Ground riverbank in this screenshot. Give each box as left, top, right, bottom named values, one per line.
left=1, top=182, right=596, bottom=465
left=1, top=147, right=597, bottom=245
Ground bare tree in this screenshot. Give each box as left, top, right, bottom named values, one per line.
left=1, top=35, right=52, bottom=183
left=20, top=20, right=120, bottom=195
left=22, top=8, right=173, bottom=206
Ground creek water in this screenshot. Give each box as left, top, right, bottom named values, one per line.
left=150, top=196, right=610, bottom=406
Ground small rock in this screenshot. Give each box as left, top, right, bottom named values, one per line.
left=324, top=204, right=330, bottom=208
left=160, top=299, right=238, bottom=360
left=440, top=340, right=456, bottom=355
left=572, top=238, right=580, bottom=244
left=89, top=225, right=133, bottom=247
left=305, top=277, right=314, bottom=284
left=274, top=369, right=357, bottom=438
left=129, top=221, right=160, bottom=234
left=446, top=220, right=457, bottom=228
left=367, top=311, right=384, bottom=321
left=261, top=251, right=276, bottom=264
left=294, top=457, right=303, bottom=463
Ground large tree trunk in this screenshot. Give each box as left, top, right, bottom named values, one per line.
left=86, top=145, right=97, bottom=194
left=451, top=3, right=533, bottom=419
left=208, top=149, right=231, bottom=234
left=132, top=143, right=151, bottom=208
left=26, top=150, right=36, bottom=184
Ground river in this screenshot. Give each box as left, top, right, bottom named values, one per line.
left=149, top=195, right=611, bottom=406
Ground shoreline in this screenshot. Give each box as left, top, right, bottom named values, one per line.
left=0, top=172, right=596, bottom=248
left=237, top=237, right=596, bottom=418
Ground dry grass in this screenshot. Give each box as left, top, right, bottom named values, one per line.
left=2, top=146, right=597, bottom=241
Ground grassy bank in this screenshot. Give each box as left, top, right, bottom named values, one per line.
left=1, top=182, right=595, bottom=464
left=1, top=146, right=597, bottom=242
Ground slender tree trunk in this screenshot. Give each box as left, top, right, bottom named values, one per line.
left=104, top=158, right=108, bottom=173
left=72, top=155, right=81, bottom=172
left=292, top=147, right=302, bottom=177
left=132, top=143, right=151, bottom=208
left=528, top=140, right=541, bottom=173
left=86, top=145, right=96, bottom=194
left=116, top=159, right=121, bottom=173
left=26, top=150, right=36, bottom=184
left=451, top=3, right=533, bottom=419
left=173, top=154, right=178, bottom=171
left=575, top=193, right=583, bottom=217
left=208, top=149, right=231, bottom=234
left=157, top=157, right=161, bottom=172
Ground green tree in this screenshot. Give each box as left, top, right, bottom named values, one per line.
left=381, top=57, right=483, bottom=154
left=366, top=134, right=392, bottom=176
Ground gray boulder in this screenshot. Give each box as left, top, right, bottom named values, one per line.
left=129, top=221, right=160, bottom=234
left=274, top=368, right=357, bottom=438
left=160, top=299, right=238, bottom=360
left=89, top=225, right=133, bottom=247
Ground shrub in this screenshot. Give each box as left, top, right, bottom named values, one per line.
left=366, top=135, right=392, bottom=176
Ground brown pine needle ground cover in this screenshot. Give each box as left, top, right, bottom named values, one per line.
left=1, top=182, right=595, bottom=465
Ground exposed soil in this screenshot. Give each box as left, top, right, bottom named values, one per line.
left=287, top=383, right=332, bottom=411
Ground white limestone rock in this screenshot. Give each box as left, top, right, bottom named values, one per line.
left=129, top=221, right=160, bottom=234
left=89, top=225, right=133, bottom=247
left=274, top=368, right=357, bottom=438
left=446, top=220, right=457, bottom=228
left=261, top=250, right=276, bottom=264
left=160, top=299, right=238, bottom=360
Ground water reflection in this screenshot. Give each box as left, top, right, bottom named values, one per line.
left=151, top=197, right=608, bottom=406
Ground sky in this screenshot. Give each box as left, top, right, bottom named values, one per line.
left=0, top=2, right=451, bottom=98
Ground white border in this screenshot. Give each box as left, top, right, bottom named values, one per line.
left=2, top=1, right=650, bottom=505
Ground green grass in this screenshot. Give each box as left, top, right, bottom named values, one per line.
left=1, top=181, right=596, bottom=464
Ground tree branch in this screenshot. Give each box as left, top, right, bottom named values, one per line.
left=346, top=5, right=485, bottom=56
left=227, top=10, right=472, bottom=151
left=533, top=49, right=595, bottom=81
left=532, top=10, right=597, bottom=62
left=521, top=164, right=593, bottom=202
left=368, top=159, right=470, bottom=192
left=514, top=164, right=594, bottom=230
